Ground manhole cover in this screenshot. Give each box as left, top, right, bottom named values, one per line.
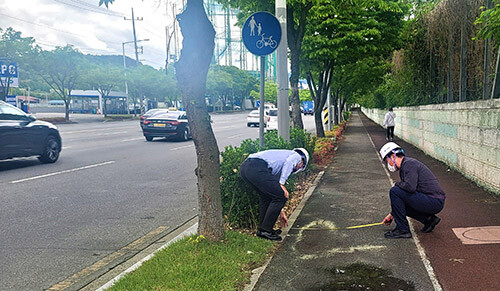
left=452, top=226, right=500, bottom=245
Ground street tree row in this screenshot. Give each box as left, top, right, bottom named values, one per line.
left=0, top=27, right=258, bottom=121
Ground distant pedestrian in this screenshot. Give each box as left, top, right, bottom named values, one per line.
left=383, top=107, right=396, bottom=141
left=379, top=142, right=446, bottom=239
left=240, top=148, right=310, bottom=241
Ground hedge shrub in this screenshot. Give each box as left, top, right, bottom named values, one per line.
left=220, top=128, right=316, bottom=229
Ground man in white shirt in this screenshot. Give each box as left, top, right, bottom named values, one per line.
left=383, top=107, right=396, bottom=141
left=240, top=148, right=309, bottom=241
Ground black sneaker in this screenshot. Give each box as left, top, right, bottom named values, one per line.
left=257, top=230, right=282, bottom=241
left=421, top=215, right=441, bottom=233
left=272, top=229, right=282, bottom=235
left=384, top=229, right=412, bottom=239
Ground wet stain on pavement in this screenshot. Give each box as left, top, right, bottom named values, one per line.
left=307, top=263, right=415, bottom=291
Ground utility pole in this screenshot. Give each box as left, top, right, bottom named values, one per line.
left=122, top=43, right=130, bottom=114
left=122, top=39, right=149, bottom=116
left=124, top=8, right=144, bottom=113
left=276, top=0, right=289, bottom=141
left=226, top=7, right=232, bottom=66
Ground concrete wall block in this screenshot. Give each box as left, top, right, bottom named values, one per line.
left=458, top=125, right=481, bottom=145
left=481, top=128, right=500, bottom=149
left=434, top=144, right=459, bottom=165
left=485, top=165, right=500, bottom=189
left=458, top=154, right=482, bottom=182
left=423, top=120, right=434, bottom=132
left=433, top=122, right=458, bottom=138
left=455, top=111, right=468, bottom=125
left=467, top=111, right=481, bottom=127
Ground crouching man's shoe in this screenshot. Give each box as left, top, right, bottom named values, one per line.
left=257, top=230, right=282, bottom=241
left=421, top=215, right=441, bottom=233
left=384, top=229, right=412, bottom=239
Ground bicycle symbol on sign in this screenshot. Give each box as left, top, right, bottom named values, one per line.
left=256, top=34, right=277, bottom=49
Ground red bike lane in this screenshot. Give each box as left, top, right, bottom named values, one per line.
left=359, top=111, right=500, bottom=291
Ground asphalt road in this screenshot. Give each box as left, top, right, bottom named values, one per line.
left=0, top=112, right=315, bottom=290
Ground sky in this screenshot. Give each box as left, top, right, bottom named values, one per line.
left=0, top=0, right=189, bottom=69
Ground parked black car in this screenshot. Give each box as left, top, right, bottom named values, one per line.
left=0, top=101, right=62, bottom=163
left=142, top=111, right=191, bottom=141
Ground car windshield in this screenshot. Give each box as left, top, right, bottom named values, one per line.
left=268, top=110, right=278, bottom=116
left=0, top=102, right=27, bottom=116
left=149, top=109, right=168, bottom=117
left=152, top=111, right=186, bottom=120
left=144, top=109, right=159, bottom=115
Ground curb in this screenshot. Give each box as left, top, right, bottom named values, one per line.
left=244, top=170, right=325, bottom=291
left=81, top=217, right=198, bottom=291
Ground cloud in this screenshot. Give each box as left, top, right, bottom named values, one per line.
left=0, top=0, right=176, bottom=68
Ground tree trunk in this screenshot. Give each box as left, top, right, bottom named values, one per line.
left=459, top=4, right=467, bottom=102
left=287, top=5, right=310, bottom=130
left=64, top=101, right=70, bottom=121
left=447, top=32, right=454, bottom=103
left=175, top=0, right=224, bottom=242
left=289, top=48, right=303, bottom=129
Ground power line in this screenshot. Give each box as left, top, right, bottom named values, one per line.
left=0, top=12, right=122, bottom=46
left=53, top=0, right=125, bottom=18
left=0, top=12, right=87, bottom=38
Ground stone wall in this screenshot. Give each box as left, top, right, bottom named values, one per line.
left=362, top=99, right=500, bottom=194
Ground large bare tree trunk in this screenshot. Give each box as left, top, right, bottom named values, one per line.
left=175, top=0, right=224, bottom=241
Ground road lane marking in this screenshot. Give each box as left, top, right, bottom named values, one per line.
left=121, top=137, right=144, bottom=142
left=61, top=146, right=72, bottom=150
left=227, top=133, right=246, bottom=139
left=95, top=131, right=128, bottom=136
left=170, top=144, right=194, bottom=151
left=48, top=225, right=170, bottom=291
left=9, top=161, right=116, bottom=184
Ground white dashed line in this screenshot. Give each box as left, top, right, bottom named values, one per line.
left=170, top=144, right=194, bottom=151
left=9, top=161, right=116, bottom=184
left=121, top=137, right=144, bottom=142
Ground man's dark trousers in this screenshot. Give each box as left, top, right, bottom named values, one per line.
left=387, top=126, right=395, bottom=140
left=240, top=158, right=287, bottom=232
left=389, top=186, right=445, bottom=231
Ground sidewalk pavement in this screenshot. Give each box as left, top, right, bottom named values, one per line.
left=254, top=110, right=500, bottom=291
left=32, top=112, right=107, bottom=123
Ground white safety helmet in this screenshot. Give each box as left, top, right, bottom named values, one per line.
left=293, top=148, right=310, bottom=172
left=379, top=142, right=403, bottom=161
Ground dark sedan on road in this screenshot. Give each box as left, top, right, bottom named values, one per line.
left=142, top=111, right=192, bottom=141
left=0, top=101, right=62, bottom=163
left=139, top=108, right=169, bottom=129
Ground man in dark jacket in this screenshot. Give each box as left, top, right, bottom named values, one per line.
left=240, top=148, right=309, bottom=241
left=379, top=142, right=446, bottom=239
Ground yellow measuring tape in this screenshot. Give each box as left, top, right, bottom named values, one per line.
left=294, top=222, right=384, bottom=231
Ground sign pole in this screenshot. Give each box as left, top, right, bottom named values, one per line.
left=259, top=56, right=265, bottom=148
left=241, top=11, right=282, bottom=148
left=276, top=0, right=289, bottom=141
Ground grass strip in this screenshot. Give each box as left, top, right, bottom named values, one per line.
left=108, top=231, right=274, bottom=291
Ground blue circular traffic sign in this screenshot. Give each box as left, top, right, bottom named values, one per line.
left=242, top=12, right=281, bottom=56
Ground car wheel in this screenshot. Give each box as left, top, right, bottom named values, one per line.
left=180, top=128, right=189, bottom=141
left=145, top=135, right=153, bottom=141
left=38, top=135, right=60, bottom=163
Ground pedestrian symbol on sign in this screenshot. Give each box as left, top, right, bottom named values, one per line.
left=242, top=12, right=281, bottom=56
